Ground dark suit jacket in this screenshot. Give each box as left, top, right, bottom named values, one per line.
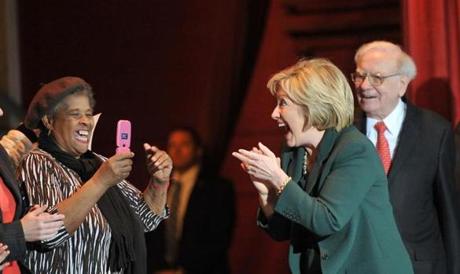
left=145, top=170, right=235, bottom=274
left=258, top=126, right=413, bottom=274
left=356, top=100, right=460, bottom=274
left=454, top=124, right=460, bottom=194
left=0, top=145, right=30, bottom=273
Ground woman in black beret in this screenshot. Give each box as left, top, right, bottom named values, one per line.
left=18, top=77, right=171, bottom=274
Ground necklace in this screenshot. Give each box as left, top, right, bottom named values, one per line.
left=303, top=151, right=308, bottom=175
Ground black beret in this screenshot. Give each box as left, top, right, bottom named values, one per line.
left=25, top=76, right=92, bottom=129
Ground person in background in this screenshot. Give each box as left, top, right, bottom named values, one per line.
left=0, top=105, right=64, bottom=274
left=233, top=58, right=413, bottom=274
left=146, top=127, right=235, bottom=274
left=352, top=40, right=460, bottom=274
left=18, top=76, right=171, bottom=274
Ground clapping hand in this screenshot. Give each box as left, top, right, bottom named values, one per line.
left=234, top=146, right=271, bottom=196
left=20, top=205, right=65, bottom=242
left=232, top=142, right=287, bottom=192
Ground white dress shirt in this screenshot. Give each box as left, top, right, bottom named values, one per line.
left=366, top=99, right=407, bottom=158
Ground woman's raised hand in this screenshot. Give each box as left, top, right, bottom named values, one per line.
left=93, top=152, right=134, bottom=188
left=232, top=142, right=288, bottom=191
left=144, top=143, right=172, bottom=185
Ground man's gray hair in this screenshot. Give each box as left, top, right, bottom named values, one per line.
left=354, top=40, right=417, bottom=80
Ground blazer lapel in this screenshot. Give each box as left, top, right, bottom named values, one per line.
left=355, top=100, right=420, bottom=183
left=281, top=146, right=305, bottom=188
left=387, top=103, right=419, bottom=181
left=305, top=128, right=339, bottom=194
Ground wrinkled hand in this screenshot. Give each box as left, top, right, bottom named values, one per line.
left=20, top=205, right=65, bottom=242
left=0, top=243, right=10, bottom=270
left=232, top=142, right=287, bottom=190
left=93, top=152, right=134, bottom=188
left=144, top=143, right=172, bottom=185
left=236, top=147, right=271, bottom=196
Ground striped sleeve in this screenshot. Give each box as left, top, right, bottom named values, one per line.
left=18, top=152, right=71, bottom=249
left=117, top=180, right=169, bottom=232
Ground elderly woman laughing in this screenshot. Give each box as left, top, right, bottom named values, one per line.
left=19, top=77, right=170, bottom=274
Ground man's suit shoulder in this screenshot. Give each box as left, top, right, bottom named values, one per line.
left=409, top=104, right=451, bottom=132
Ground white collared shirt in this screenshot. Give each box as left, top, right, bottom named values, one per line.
left=366, top=99, right=407, bottom=158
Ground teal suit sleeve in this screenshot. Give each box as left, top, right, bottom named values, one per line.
left=256, top=146, right=299, bottom=241
left=257, top=209, right=291, bottom=241
left=274, top=139, right=384, bottom=237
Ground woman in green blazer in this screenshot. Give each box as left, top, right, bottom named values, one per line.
left=232, top=58, right=413, bottom=274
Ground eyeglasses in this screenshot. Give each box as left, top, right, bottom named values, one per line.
left=350, top=72, right=401, bottom=87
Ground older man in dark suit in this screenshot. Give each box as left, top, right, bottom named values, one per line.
left=352, top=40, right=460, bottom=274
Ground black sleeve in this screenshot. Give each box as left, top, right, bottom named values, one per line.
left=0, top=220, right=27, bottom=261
left=435, top=126, right=460, bottom=274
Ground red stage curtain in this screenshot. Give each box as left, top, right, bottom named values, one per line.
left=403, top=0, right=460, bottom=124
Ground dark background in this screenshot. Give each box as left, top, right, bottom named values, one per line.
left=18, top=0, right=267, bottom=189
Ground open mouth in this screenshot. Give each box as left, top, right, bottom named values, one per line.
left=276, top=120, right=296, bottom=146
left=75, top=129, right=90, bottom=143
left=277, top=122, right=292, bottom=138
left=278, top=122, right=288, bottom=131
left=359, top=93, right=378, bottom=99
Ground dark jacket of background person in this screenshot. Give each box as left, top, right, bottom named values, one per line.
left=356, top=100, right=460, bottom=274
left=257, top=127, right=412, bottom=274
left=146, top=169, right=235, bottom=274
left=454, top=123, right=460, bottom=194
left=0, top=145, right=30, bottom=274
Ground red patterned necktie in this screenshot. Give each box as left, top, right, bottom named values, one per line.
left=374, top=121, right=391, bottom=174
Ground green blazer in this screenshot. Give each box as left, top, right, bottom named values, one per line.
left=258, top=126, right=413, bottom=274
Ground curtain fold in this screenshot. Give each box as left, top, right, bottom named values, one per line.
left=403, top=0, right=460, bottom=124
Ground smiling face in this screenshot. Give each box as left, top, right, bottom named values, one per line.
left=354, top=49, right=408, bottom=120
left=271, top=89, right=322, bottom=148
left=47, top=93, right=94, bottom=157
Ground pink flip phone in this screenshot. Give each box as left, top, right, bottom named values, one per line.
left=116, top=120, right=131, bottom=153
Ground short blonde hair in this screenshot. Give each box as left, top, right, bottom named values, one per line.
left=267, top=58, right=354, bottom=131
